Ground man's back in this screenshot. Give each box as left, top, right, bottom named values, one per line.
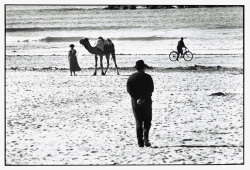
left=177, top=40, right=185, bottom=48
left=127, top=60, right=154, bottom=147
left=127, top=72, right=154, bottom=100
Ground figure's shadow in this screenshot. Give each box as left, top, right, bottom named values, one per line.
left=76, top=74, right=130, bottom=77
left=150, top=145, right=242, bottom=149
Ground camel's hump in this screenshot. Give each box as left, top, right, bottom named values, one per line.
left=104, top=39, right=112, bottom=45
left=96, top=39, right=113, bottom=50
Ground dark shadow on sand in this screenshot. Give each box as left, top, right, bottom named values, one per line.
left=151, top=145, right=243, bottom=149
left=75, top=74, right=130, bottom=77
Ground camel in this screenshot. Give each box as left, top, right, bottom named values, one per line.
left=79, top=38, right=119, bottom=75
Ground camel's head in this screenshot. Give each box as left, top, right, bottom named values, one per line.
left=79, top=38, right=89, bottom=46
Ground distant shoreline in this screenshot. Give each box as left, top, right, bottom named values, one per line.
left=5, top=65, right=243, bottom=74
left=103, top=5, right=242, bottom=10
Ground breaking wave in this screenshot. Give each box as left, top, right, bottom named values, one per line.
left=15, top=36, right=177, bottom=42
left=6, top=26, right=141, bottom=32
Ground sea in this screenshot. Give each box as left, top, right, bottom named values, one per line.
left=5, top=5, right=244, bottom=70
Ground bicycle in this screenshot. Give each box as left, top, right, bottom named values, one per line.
left=169, top=48, right=193, bottom=61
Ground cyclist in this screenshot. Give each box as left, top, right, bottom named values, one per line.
left=177, top=37, right=187, bottom=61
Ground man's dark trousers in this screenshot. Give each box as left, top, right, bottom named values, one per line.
left=131, top=98, right=152, bottom=143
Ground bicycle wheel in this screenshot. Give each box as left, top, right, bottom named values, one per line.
left=184, top=51, right=193, bottom=61
left=169, top=51, right=178, bottom=61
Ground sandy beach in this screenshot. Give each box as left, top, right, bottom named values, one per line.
left=5, top=5, right=243, bottom=165
left=5, top=66, right=243, bottom=165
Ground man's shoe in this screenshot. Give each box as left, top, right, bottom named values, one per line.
left=138, top=140, right=144, bottom=147
left=144, top=139, right=151, bottom=147
left=138, top=143, right=144, bottom=147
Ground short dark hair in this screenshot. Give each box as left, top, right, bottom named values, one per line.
left=70, top=44, right=74, bottom=48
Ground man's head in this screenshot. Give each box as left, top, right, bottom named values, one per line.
left=135, top=60, right=146, bottom=71
left=70, top=44, right=75, bottom=48
left=181, top=37, right=184, bottom=40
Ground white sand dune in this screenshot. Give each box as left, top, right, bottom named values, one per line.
left=5, top=68, right=243, bottom=165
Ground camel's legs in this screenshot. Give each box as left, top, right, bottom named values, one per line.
left=104, top=54, right=110, bottom=75
left=93, top=54, right=98, bottom=75
left=99, top=54, right=105, bottom=75
left=111, top=53, right=119, bottom=75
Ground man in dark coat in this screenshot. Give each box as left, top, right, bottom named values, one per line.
left=177, top=37, right=187, bottom=61
left=126, top=60, right=154, bottom=147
